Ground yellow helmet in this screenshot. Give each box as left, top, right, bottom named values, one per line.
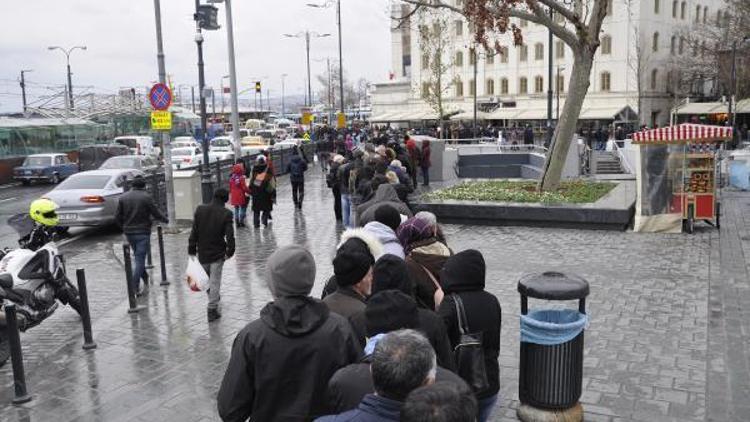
left=30, top=198, right=59, bottom=226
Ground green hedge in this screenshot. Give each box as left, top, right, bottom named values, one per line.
left=425, top=180, right=616, bottom=204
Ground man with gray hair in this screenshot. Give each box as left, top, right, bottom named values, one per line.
left=217, top=245, right=361, bottom=422
left=316, top=329, right=436, bottom=421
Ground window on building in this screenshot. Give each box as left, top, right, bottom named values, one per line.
left=486, top=51, right=494, bottom=64
left=701, top=41, right=707, bottom=57
left=680, top=1, right=686, bottom=19
left=556, top=40, right=566, bottom=59
left=455, top=51, right=464, bottom=67
left=455, top=20, right=463, bottom=36
left=695, top=5, right=701, bottom=23
left=456, top=79, right=464, bottom=97
left=499, top=46, right=509, bottom=63
left=469, top=79, right=476, bottom=96
left=679, top=36, right=685, bottom=54
left=600, top=72, right=611, bottom=91
left=501, top=78, right=509, bottom=94
left=534, top=75, right=544, bottom=93
left=486, top=78, right=495, bottom=95
left=716, top=10, right=722, bottom=26
left=723, top=12, right=730, bottom=28
left=670, top=35, right=676, bottom=55
left=601, top=35, right=612, bottom=55
left=666, top=71, right=673, bottom=93
left=652, top=32, right=659, bottom=52
left=703, top=6, right=708, bottom=23
left=535, top=43, right=544, bottom=60
left=672, top=0, right=678, bottom=17
left=557, top=74, right=565, bottom=93
left=655, top=0, right=660, bottom=14
left=469, top=48, right=476, bottom=66
left=421, top=82, right=430, bottom=98
left=520, top=18, right=528, bottom=28
left=519, top=77, right=528, bottom=94
left=421, top=54, right=429, bottom=70
left=520, top=44, right=528, bottom=62
left=651, top=69, right=658, bottom=90
left=432, top=22, right=440, bottom=34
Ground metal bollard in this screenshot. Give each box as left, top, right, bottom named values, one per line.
left=4, top=304, right=32, bottom=404
left=157, top=226, right=169, bottom=286
left=75, top=269, right=97, bottom=350
left=122, top=244, right=144, bottom=314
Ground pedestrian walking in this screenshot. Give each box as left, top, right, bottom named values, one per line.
left=401, top=382, right=477, bottom=422
left=437, top=250, right=501, bottom=422
left=327, top=154, right=345, bottom=221
left=228, top=163, right=249, bottom=227
left=420, top=140, right=431, bottom=187
left=323, top=230, right=382, bottom=318
left=316, top=329, right=437, bottom=422
left=187, top=188, right=235, bottom=322
left=287, top=146, right=308, bottom=210
left=217, top=245, right=361, bottom=422
left=115, top=175, right=168, bottom=296
left=249, top=155, right=276, bottom=228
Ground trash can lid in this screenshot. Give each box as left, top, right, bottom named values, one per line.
left=517, top=271, right=590, bottom=301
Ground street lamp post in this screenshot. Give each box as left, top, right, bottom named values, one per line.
left=284, top=31, right=331, bottom=107
left=47, top=45, right=86, bottom=111
left=546, top=8, right=554, bottom=147
left=213, top=0, right=243, bottom=159
left=556, top=65, right=566, bottom=122
left=194, top=0, right=213, bottom=203
left=307, top=0, right=345, bottom=115
left=281, top=73, right=288, bottom=117
left=19, top=70, right=32, bottom=114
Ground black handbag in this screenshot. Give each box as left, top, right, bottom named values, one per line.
left=452, top=293, right=490, bottom=394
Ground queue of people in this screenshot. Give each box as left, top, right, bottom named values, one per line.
left=217, top=210, right=502, bottom=422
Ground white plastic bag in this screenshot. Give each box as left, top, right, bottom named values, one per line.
left=185, top=257, right=209, bottom=292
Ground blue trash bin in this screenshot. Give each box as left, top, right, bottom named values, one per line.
left=518, top=272, right=590, bottom=410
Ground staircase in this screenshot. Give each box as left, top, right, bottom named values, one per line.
left=593, top=151, right=624, bottom=175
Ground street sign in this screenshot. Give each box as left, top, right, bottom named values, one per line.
left=149, top=83, right=173, bottom=111
left=302, top=112, right=313, bottom=125
left=151, top=111, right=172, bottom=131
left=337, top=112, right=346, bottom=129
left=303, top=133, right=311, bottom=141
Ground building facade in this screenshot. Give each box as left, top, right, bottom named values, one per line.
left=373, top=0, right=728, bottom=129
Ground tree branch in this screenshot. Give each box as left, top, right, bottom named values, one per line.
left=509, top=5, right=580, bottom=51
left=534, top=0, right=586, bottom=35
left=392, top=4, right=423, bottom=30
left=401, top=0, right=464, bottom=15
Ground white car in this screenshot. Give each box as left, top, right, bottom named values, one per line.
left=171, top=147, right=204, bottom=169
left=172, top=136, right=201, bottom=149
left=114, top=136, right=156, bottom=156
left=209, top=136, right=236, bottom=161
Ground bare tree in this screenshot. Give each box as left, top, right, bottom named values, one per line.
left=416, top=12, right=457, bottom=138
left=316, top=64, right=361, bottom=110
left=398, top=0, right=609, bottom=191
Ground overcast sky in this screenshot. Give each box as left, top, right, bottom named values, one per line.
left=0, top=0, right=392, bottom=113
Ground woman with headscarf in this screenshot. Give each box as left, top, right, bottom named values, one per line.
left=249, top=155, right=276, bottom=228
left=396, top=216, right=452, bottom=311
left=228, top=163, right=249, bottom=227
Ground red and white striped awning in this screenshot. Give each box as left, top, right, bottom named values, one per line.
left=631, top=123, right=733, bottom=144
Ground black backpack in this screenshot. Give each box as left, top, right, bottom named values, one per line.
left=452, top=294, right=490, bottom=394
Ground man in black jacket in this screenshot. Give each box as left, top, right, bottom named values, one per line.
left=115, top=175, right=167, bottom=296
left=286, top=146, right=308, bottom=210
left=188, top=188, right=235, bottom=322
left=217, top=245, right=361, bottom=422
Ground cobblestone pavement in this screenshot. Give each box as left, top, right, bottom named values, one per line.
left=0, top=165, right=747, bottom=421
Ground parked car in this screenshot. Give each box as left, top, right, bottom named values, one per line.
left=13, top=154, right=78, bottom=185
left=172, top=136, right=201, bottom=149
left=99, top=155, right=160, bottom=174
left=171, top=147, right=204, bottom=169
left=240, top=136, right=269, bottom=156
left=114, top=136, right=156, bottom=156
left=78, top=144, right=130, bottom=171
left=209, top=136, right=236, bottom=162
left=42, top=169, right=144, bottom=227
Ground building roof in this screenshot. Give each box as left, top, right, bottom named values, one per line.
left=0, top=117, right=98, bottom=128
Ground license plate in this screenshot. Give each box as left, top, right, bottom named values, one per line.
left=58, top=213, right=78, bottom=221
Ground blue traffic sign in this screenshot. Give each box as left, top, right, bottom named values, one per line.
left=149, top=83, right=172, bottom=111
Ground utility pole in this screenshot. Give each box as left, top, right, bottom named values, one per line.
left=152, top=0, right=177, bottom=231
left=20, top=70, right=32, bottom=114
left=337, top=0, right=344, bottom=115
left=473, top=48, right=478, bottom=139
left=194, top=0, right=213, bottom=203
left=546, top=8, right=554, bottom=147
left=191, top=86, right=196, bottom=112
left=306, top=32, right=312, bottom=107
left=281, top=73, right=287, bottom=117
left=48, top=46, right=86, bottom=111
left=223, top=0, right=242, bottom=159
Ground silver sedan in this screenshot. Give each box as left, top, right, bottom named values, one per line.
left=43, top=169, right=145, bottom=227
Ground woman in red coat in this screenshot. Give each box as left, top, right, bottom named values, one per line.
left=420, top=139, right=432, bottom=187
left=229, top=163, right=249, bottom=227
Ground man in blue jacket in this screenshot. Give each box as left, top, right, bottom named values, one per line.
left=286, top=146, right=308, bottom=210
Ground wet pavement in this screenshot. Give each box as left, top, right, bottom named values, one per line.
left=0, top=165, right=748, bottom=421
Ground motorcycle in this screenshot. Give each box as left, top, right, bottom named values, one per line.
left=0, top=214, right=82, bottom=366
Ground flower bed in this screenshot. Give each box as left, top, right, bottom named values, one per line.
left=425, top=180, right=616, bottom=204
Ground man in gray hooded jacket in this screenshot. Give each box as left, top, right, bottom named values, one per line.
left=217, top=245, right=362, bottom=422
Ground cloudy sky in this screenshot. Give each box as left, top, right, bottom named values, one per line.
left=0, top=0, right=392, bottom=113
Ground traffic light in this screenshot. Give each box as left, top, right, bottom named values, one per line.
left=255, top=81, right=262, bottom=93
left=195, top=5, right=220, bottom=31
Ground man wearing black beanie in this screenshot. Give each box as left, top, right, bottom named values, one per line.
left=323, top=234, right=377, bottom=319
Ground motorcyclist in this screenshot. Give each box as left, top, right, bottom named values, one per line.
left=20, top=198, right=64, bottom=251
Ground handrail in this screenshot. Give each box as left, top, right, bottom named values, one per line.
left=455, top=143, right=549, bottom=155
left=610, top=140, right=634, bottom=174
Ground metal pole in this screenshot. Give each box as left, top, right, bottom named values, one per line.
left=281, top=74, right=286, bottom=117
left=153, top=0, right=177, bottom=231
left=195, top=0, right=213, bottom=203
left=4, top=304, right=32, bottom=404
left=20, top=71, right=28, bottom=113
left=547, top=9, right=553, bottom=145
left=473, top=48, right=478, bottom=139
left=306, top=32, right=312, bottom=107
left=157, top=225, right=169, bottom=285
left=67, top=61, right=75, bottom=110
left=212, top=88, right=216, bottom=121
left=729, top=40, right=737, bottom=148
left=191, top=86, right=196, bottom=113
left=221, top=79, right=225, bottom=115
left=556, top=66, right=561, bottom=121
left=224, top=0, right=242, bottom=159
left=337, top=0, right=345, bottom=114
left=75, top=268, right=97, bottom=350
